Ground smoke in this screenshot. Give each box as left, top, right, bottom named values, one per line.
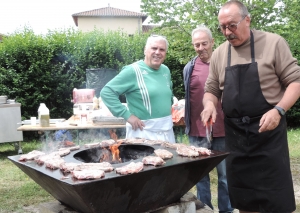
left=39, top=128, right=126, bottom=153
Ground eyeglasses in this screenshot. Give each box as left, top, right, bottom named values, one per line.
left=218, top=16, right=246, bottom=33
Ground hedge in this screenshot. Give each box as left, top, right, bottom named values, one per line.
left=0, top=27, right=299, bottom=139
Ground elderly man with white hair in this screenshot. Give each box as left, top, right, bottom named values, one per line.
left=101, top=35, right=175, bottom=143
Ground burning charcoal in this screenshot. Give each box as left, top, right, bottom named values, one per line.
left=142, top=156, right=165, bottom=166
left=190, top=146, right=211, bottom=156
left=176, top=145, right=199, bottom=157
left=99, top=148, right=111, bottom=162
left=72, top=169, right=105, bottom=180
left=74, top=162, right=114, bottom=172
left=154, top=149, right=173, bottom=159
left=84, top=142, right=100, bottom=148
left=115, top=162, right=144, bottom=175
left=19, top=150, right=45, bottom=161
left=45, top=157, right=65, bottom=170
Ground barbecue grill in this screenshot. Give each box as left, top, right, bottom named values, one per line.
left=8, top=143, right=229, bottom=213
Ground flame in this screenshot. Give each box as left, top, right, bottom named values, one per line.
left=108, top=129, right=118, bottom=142
left=107, top=128, right=123, bottom=162
left=109, top=140, right=123, bottom=162
left=110, top=144, right=120, bottom=162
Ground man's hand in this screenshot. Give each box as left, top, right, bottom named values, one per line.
left=127, top=115, right=145, bottom=131
left=258, top=109, right=281, bottom=133
left=258, top=82, right=300, bottom=132
left=201, top=93, right=218, bottom=126
left=201, top=101, right=217, bottom=126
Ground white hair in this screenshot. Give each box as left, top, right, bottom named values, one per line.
left=145, top=35, right=169, bottom=51
left=191, top=25, right=213, bottom=40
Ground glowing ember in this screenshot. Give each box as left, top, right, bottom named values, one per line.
left=99, top=148, right=110, bottom=162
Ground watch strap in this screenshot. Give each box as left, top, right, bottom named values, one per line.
left=274, top=106, right=285, bottom=116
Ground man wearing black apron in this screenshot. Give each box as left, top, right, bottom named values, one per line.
left=201, top=1, right=300, bottom=213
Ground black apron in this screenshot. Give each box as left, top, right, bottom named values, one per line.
left=222, top=31, right=296, bottom=212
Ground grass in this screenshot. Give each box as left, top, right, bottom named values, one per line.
left=288, top=128, right=300, bottom=158
left=0, top=141, right=55, bottom=212
left=0, top=128, right=299, bottom=212
left=182, top=128, right=300, bottom=212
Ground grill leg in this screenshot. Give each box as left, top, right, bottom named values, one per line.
left=18, top=141, right=23, bottom=154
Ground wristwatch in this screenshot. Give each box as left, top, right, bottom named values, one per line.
left=274, top=106, right=286, bottom=116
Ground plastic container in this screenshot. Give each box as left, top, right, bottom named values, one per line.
left=93, top=96, right=99, bottom=110
left=38, top=103, right=50, bottom=127
left=98, top=97, right=102, bottom=109
left=72, top=88, right=95, bottom=103
left=80, top=105, right=87, bottom=125
left=73, top=103, right=79, bottom=116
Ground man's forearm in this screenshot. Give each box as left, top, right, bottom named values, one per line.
left=276, top=82, right=300, bottom=111
left=201, top=92, right=219, bottom=124
left=203, top=92, right=218, bottom=108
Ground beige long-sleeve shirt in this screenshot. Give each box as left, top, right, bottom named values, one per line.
left=205, top=29, right=300, bottom=105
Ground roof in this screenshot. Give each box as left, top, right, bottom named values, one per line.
left=72, top=6, right=148, bottom=26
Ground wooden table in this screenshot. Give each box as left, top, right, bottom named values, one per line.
left=17, top=116, right=185, bottom=144
left=17, top=123, right=125, bottom=131
left=17, top=116, right=125, bottom=131
left=17, top=116, right=126, bottom=145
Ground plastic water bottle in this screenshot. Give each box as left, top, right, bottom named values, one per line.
left=73, top=103, right=79, bottom=116
left=93, top=96, right=99, bottom=110
left=38, top=103, right=50, bottom=127
left=80, top=105, right=87, bottom=125
left=98, top=97, right=102, bottom=109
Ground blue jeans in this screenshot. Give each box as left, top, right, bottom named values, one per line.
left=189, top=136, right=233, bottom=213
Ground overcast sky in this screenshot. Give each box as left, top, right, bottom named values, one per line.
left=0, top=0, right=144, bottom=35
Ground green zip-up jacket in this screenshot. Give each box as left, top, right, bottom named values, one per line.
left=100, top=60, right=173, bottom=121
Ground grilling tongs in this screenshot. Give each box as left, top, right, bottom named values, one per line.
left=206, top=118, right=213, bottom=142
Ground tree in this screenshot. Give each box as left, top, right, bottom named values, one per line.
left=277, top=0, right=300, bottom=59
left=141, top=0, right=285, bottom=64
left=141, top=0, right=300, bottom=127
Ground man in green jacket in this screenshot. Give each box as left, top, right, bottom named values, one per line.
left=100, top=35, right=175, bottom=143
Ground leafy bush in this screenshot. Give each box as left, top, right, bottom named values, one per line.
left=0, top=28, right=148, bottom=122
left=0, top=25, right=299, bottom=140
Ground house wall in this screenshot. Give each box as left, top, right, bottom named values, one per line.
left=77, top=17, right=143, bottom=34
